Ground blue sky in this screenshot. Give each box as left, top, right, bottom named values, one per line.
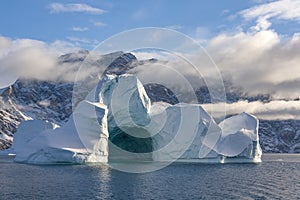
left=2, top=0, right=296, bottom=49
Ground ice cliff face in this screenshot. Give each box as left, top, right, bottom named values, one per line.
left=6, top=74, right=261, bottom=164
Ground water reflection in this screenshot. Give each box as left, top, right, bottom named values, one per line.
left=89, top=164, right=112, bottom=199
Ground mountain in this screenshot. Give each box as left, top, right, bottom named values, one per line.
left=259, top=120, right=300, bottom=153
left=0, top=51, right=299, bottom=153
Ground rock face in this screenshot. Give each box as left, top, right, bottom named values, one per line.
left=103, top=53, right=138, bottom=76
left=259, top=120, right=300, bottom=153
left=6, top=75, right=261, bottom=164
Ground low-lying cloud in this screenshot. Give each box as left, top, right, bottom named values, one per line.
left=202, top=100, right=300, bottom=120
left=207, top=30, right=300, bottom=100
left=0, top=36, right=90, bottom=88
left=133, top=29, right=300, bottom=100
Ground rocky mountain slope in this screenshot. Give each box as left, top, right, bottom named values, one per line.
left=0, top=51, right=299, bottom=153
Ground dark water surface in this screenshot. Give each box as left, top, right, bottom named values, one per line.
left=0, top=154, right=299, bottom=199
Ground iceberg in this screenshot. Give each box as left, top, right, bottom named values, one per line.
left=7, top=74, right=262, bottom=164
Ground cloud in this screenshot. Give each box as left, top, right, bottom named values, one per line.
left=251, top=16, right=272, bottom=31
left=241, top=0, right=300, bottom=22
left=131, top=51, right=211, bottom=103
left=132, top=26, right=300, bottom=101
left=0, top=36, right=101, bottom=88
left=195, top=26, right=211, bottom=42
left=48, top=3, right=106, bottom=14
left=221, top=9, right=230, bottom=17
left=0, top=36, right=12, bottom=58
left=93, top=21, right=106, bottom=27
left=66, top=37, right=99, bottom=48
left=50, top=40, right=81, bottom=54
left=206, top=30, right=300, bottom=99
left=67, top=36, right=91, bottom=44
left=0, top=37, right=59, bottom=87
left=72, top=27, right=89, bottom=32
left=202, top=100, right=300, bottom=120
left=240, top=0, right=300, bottom=31
left=123, top=49, right=300, bottom=121
left=131, top=9, right=147, bottom=20
left=165, top=25, right=183, bottom=30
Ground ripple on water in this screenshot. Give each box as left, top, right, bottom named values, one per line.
left=0, top=154, right=299, bottom=199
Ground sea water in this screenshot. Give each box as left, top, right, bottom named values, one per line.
left=0, top=154, right=299, bottom=199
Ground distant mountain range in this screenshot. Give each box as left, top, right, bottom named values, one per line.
left=1, top=51, right=299, bottom=153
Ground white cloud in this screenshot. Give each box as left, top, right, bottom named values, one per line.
left=241, top=0, right=300, bottom=22
left=195, top=26, right=211, bottom=43
left=0, top=36, right=11, bottom=58
left=240, top=0, right=300, bottom=31
left=132, top=27, right=300, bottom=101
left=250, top=0, right=276, bottom=3
left=251, top=16, right=272, bottom=31
left=72, top=27, right=89, bottom=32
left=93, top=21, right=106, bottom=27
left=48, top=3, right=106, bottom=14
left=0, top=36, right=99, bottom=88
left=133, top=51, right=173, bottom=61
left=67, top=36, right=91, bottom=44
left=50, top=40, right=81, bottom=54
left=202, top=100, right=300, bottom=120
left=131, top=9, right=147, bottom=20
left=206, top=30, right=300, bottom=99
left=66, top=36, right=99, bottom=48
left=165, top=25, right=183, bottom=30
left=130, top=48, right=300, bottom=120
left=0, top=38, right=59, bottom=87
